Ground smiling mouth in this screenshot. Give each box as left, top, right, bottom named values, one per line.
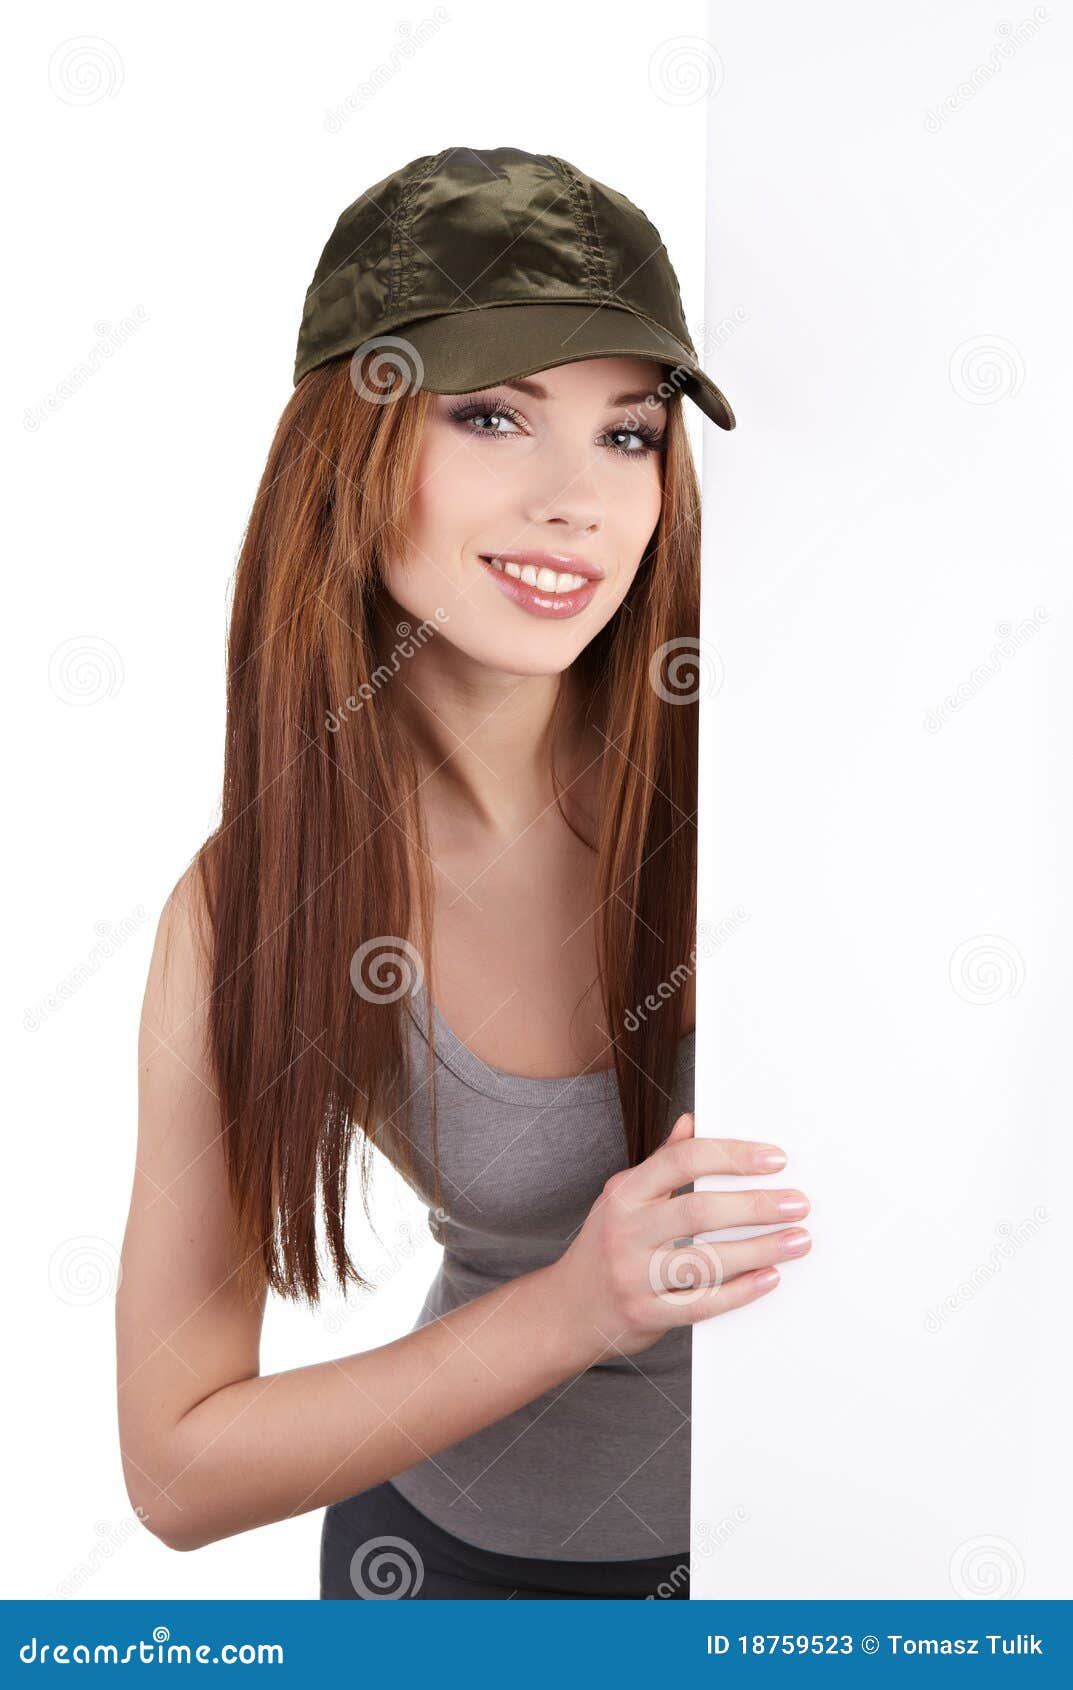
left=476, top=554, right=600, bottom=619
left=479, top=556, right=591, bottom=595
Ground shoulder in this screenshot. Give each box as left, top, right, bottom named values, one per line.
left=139, top=858, right=214, bottom=1073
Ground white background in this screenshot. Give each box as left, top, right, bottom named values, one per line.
left=6, top=0, right=1068, bottom=1608
left=6, top=1, right=712, bottom=1600
left=694, top=0, right=1070, bottom=1599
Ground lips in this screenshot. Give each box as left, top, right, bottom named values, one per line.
left=479, top=550, right=605, bottom=588
left=477, top=552, right=601, bottom=620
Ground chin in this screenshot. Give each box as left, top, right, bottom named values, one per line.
left=464, top=638, right=580, bottom=679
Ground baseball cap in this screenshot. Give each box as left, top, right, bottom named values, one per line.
left=293, top=145, right=735, bottom=430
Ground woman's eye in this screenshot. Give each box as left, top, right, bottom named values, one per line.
left=449, top=405, right=661, bottom=455
left=603, top=427, right=660, bottom=456
left=451, top=407, right=523, bottom=437
left=473, top=410, right=523, bottom=432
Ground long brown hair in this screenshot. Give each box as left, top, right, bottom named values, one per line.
left=188, top=353, right=700, bottom=1307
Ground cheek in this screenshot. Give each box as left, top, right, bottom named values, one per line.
left=383, top=435, right=497, bottom=617
left=405, top=434, right=498, bottom=552
left=612, top=462, right=664, bottom=553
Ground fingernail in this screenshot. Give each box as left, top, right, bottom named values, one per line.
left=778, top=1228, right=811, bottom=1256
left=776, top=1194, right=809, bottom=1217
left=756, top=1148, right=786, bottom=1170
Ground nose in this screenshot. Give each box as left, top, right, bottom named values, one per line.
left=522, top=445, right=603, bottom=536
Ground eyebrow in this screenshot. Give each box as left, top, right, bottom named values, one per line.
left=500, top=376, right=667, bottom=408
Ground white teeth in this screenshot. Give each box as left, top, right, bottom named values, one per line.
left=487, top=558, right=588, bottom=594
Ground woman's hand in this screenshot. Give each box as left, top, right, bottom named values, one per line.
left=550, top=1111, right=811, bottom=1362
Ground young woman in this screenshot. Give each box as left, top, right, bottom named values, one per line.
left=116, top=148, right=812, bottom=1600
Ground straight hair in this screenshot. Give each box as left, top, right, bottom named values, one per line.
left=186, top=354, right=700, bottom=1307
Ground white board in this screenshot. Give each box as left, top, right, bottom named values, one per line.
left=693, top=0, right=1071, bottom=1600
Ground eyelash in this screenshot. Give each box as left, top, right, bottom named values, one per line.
left=446, top=398, right=665, bottom=459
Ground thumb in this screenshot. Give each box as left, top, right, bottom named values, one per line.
left=665, top=1109, right=695, bottom=1144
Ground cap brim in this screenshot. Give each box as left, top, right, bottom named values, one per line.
left=391, top=302, right=735, bottom=431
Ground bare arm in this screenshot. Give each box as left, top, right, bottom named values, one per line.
left=116, top=872, right=597, bottom=1554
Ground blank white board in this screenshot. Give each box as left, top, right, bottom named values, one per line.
left=693, top=0, right=1071, bottom=1599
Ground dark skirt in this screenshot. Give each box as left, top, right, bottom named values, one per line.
left=320, top=1478, right=690, bottom=1600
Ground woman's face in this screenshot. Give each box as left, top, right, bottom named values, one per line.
left=381, top=355, right=668, bottom=676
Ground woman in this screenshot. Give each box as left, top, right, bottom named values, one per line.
left=116, top=147, right=812, bottom=1600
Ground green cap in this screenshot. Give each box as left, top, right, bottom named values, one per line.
left=293, top=145, right=735, bottom=430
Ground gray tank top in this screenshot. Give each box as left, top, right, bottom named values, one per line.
left=381, top=978, right=696, bottom=1562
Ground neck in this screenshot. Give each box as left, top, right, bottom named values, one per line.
left=383, top=621, right=599, bottom=842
